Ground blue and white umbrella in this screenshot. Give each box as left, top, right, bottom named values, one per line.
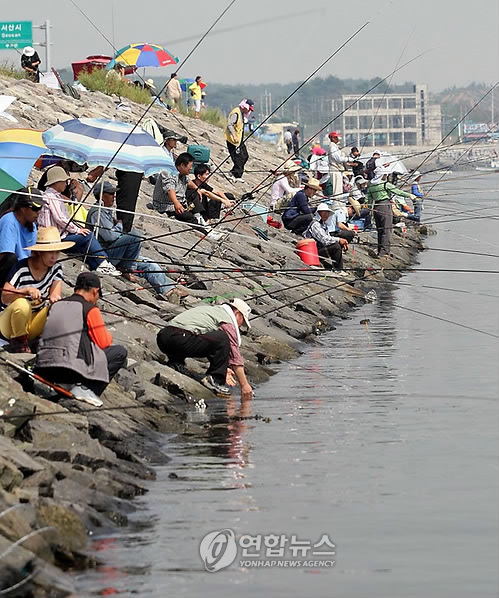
left=42, top=118, right=175, bottom=177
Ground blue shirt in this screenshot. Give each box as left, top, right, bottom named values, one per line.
left=0, top=212, right=37, bottom=259
left=282, top=190, right=314, bottom=224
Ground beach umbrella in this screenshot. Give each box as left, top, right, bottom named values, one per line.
left=359, top=151, right=408, bottom=175
left=0, top=129, right=46, bottom=204
left=107, top=43, right=178, bottom=69
left=42, top=118, right=176, bottom=177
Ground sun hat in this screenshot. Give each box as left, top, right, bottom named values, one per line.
left=347, top=197, right=361, bottom=217
left=328, top=131, right=342, bottom=139
left=75, top=271, right=102, bottom=298
left=281, top=159, right=301, bottom=172
left=412, top=170, right=422, bottom=180
left=227, top=298, right=252, bottom=330
left=25, top=226, right=75, bottom=252
left=355, top=176, right=367, bottom=185
left=45, top=166, right=69, bottom=187
left=23, top=46, right=35, bottom=57
left=303, top=177, right=322, bottom=193
left=93, top=181, right=117, bottom=198
left=312, top=146, right=326, bottom=156
left=145, top=78, right=156, bottom=89
left=14, top=187, right=45, bottom=210
left=316, top=202, right=334, bottom=213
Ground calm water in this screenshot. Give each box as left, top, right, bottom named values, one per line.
left=78, top=174, right=499, bottom=597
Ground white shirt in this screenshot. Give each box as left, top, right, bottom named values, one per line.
left=327, top=206, right=348, bottom=233
left=328, top=142, right=348, bottom=171
left=284, top=131, right=292, bottom=142
left=309, top=154, right=329, bottom=175
left=270, top=175, right=301, bottom=207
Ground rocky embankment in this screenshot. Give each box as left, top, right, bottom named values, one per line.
left=0, top=75, right=431, bottom=596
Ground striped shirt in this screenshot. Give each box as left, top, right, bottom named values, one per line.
left=152, top=171, right=188, bottom=214
left=6, top=258, right=63, bottom=312
left=39, top=187, right=81, bottom=236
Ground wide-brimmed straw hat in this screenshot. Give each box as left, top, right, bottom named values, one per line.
left=145, top=78, right=156, bottom=89
left=25, top=226, right=75, bottom=252
left=281, top=159, right=301, bottom=173
left=303, top=177, right=322, bottom=193
left=45, top=166, right=69, bottom=187
left=347, top=197, right=361, bottom=217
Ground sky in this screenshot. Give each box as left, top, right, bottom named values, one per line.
left=1, top=0, right=498, bottom=92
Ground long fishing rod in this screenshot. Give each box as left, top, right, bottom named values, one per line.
left=184, top=47, right=434, bottom=259
left=63, top=0, right=239, bottom=235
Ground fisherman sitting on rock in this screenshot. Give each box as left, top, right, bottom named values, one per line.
left=156, top=299, right=253, bottom=400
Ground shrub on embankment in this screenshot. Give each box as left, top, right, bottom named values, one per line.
left=0, top=61, right=26, bottom=80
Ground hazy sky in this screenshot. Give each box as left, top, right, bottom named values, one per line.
left=2, top=0, right=498, bottom=91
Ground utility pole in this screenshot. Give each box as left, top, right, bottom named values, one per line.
left=33, top=19, right=52, bottom=71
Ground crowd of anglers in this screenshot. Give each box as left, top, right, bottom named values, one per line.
left=0, top=93, right=426, bottom=406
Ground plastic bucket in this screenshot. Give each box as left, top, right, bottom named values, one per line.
left=296, top=239, right=320, bottom=266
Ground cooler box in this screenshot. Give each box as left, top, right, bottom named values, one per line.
left=349, top=218, right=366, bottom=231
left=187, top=144, right=210, bottom=164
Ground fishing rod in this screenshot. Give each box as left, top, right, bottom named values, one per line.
left=62, top=0, right=239, bottom=237
left=184, top=47, right=434, bottom=259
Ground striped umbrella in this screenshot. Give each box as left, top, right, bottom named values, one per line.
left=42, top=118, right=176, bottom=177
left=107, top=43, right=178, bottom=69
left=0, top=129, right=46, bottom=204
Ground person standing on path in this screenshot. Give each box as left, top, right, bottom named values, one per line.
left=188, top=76, right=204, bottom=119
left=165, top=72, right=183, bottom=111
left=366, top=167, right=416, bottom=258
left=292, top=129, right=301, bottom=157
left=225, top=99, right=255, bottom=183
left=284, top=129, right=293, bottom=154
left=327, top=131, right=354, bottom=200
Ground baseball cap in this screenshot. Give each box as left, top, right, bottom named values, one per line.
left=228, top=298, right=252, bottom=329
left=93, top=181, right=117, bottom=198
left=14, top=186, right=45, bottom=210
left=75, top=272, right=103, bottom=298
left=162, top=128, right=188, bottom=144
left=328, top=131, right=342, bottom=139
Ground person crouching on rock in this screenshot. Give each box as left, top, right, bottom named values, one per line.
left=303, top=203, right=349, bottom=276
left=281, top=177, right=322, bottom=235
left=0, top=227, right=74, bottom=353
left=156, top=299, right=254, bottom=400
left=34, top=272, right=128, bottom=407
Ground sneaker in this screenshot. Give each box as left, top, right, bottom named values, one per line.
left=334, top=270, right=349, bottom=278
left=70, top=384, right=103, bottom=407
left=201, top=375, right=231, bottom=397
left=168, top=361, right=190, bottom=376
left=96, top=260, right=121, bottom=277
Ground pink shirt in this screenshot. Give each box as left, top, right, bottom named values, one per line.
left=219, top=322, right=245, bottom=367
left=40, top=187, right=80, bottom=236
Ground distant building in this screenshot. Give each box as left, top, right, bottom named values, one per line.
left=340, top=84, right=441, bottom=148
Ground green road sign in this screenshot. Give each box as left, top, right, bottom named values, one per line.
left=0, top=21, right=33, bottom=50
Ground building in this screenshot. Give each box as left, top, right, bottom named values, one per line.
left=340, top=84, right=441, bottom=148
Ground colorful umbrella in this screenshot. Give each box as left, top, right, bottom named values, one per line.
left=107, top=43, right=178, bottom=69
left=42, top=118, right=176, bottom=177
left=179, top=78, right=207, bottom=92
left=0, top=129, right=46, bottom=204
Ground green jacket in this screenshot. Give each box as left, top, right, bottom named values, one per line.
left=168, top=304, right=235, bottom=336
left=366, top=181, right=413, bottom=209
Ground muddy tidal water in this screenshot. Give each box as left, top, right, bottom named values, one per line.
left=78, top=174, right=499, bottom=597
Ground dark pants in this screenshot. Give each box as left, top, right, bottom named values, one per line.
left=36, top=345, right=128, bottom=396
left=335, top=229, right=355, bottom=243
left=0, top=253, right=17, bottom=288
left=285, top=141, right=293, bottom=155
left=359, top=208, right=372, bottom=230
left=373, top=200, right=393, bottom=257
left=116, top=170, right=142, bottom=232
left=63, top=232, right=108, bottom=270
left=283, top=214, right=313, bottom=235
left=226, top=141, right=248, bottom=178
left=317, top=243, right=344, bottom=270
left=157, top=326, right=230, bottom=378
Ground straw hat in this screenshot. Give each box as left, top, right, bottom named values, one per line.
left=347, top=197, right=361, bottom=217
left=45, top=166, right=69, bottom=187
left=25, top=227, right=75, bottom=252
left=282, top=159, right=301, bottom=173
left=303, top=177, right=322, bottom=193
left=145, top=78, right=156, bottom=89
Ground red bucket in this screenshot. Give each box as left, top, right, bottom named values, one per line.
left=296, top=239, right=320, bottom=266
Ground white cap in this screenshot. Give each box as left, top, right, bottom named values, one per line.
left=228, top=298, right=251, bottom=329
left=316, top=202, right=334, bottom=213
